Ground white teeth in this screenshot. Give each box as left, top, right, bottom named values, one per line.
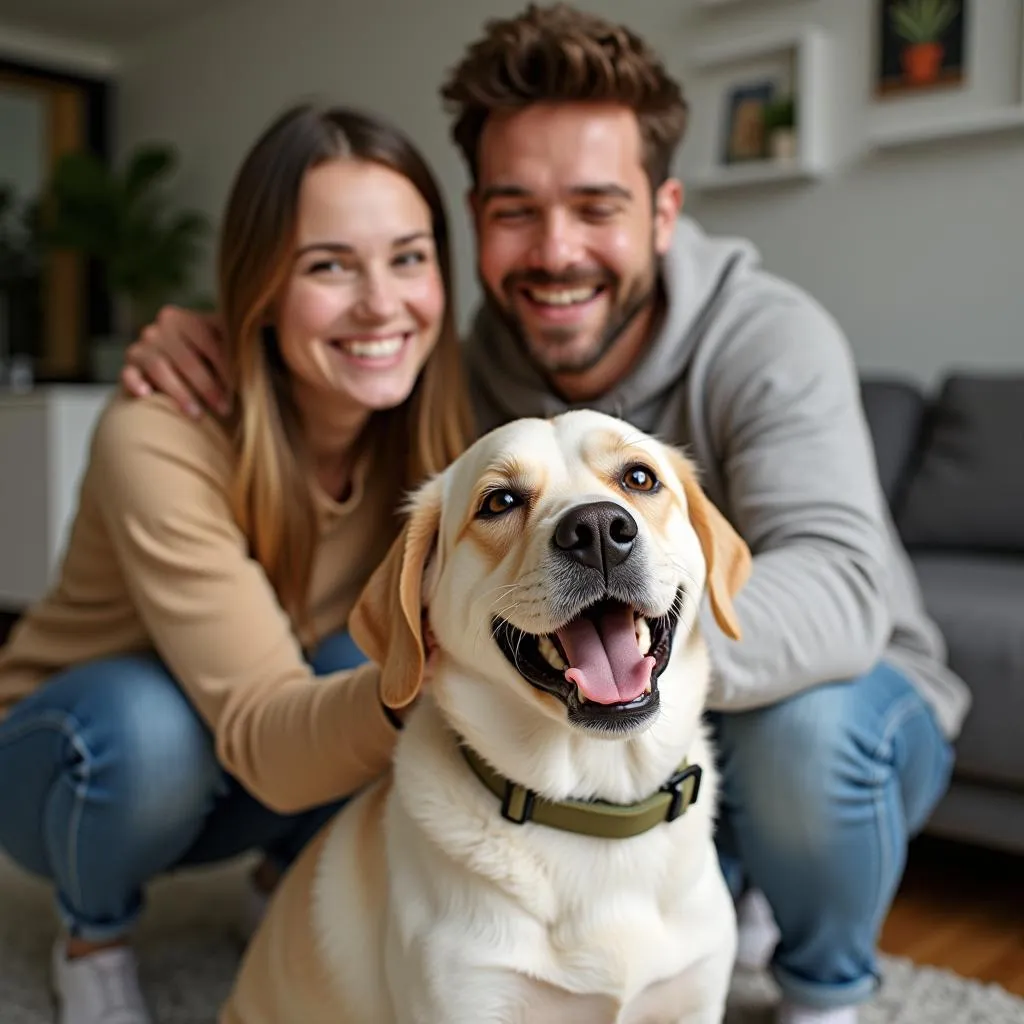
left=341, top=335, right=405, bottom=358
left=537, top=635, right=567, bottom=671
left=635, top=617, right=651, bottom=657
left=525, top=286, right=598, bottom=306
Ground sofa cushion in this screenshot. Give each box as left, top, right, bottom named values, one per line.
left=859, top=377, right=926, bottom=508
left=912, top=552, right=1024, bottom=790
left=897, top=374, right=1024, bottom=552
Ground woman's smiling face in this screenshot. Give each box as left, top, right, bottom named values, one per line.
left=275, top=157, right=445, bottom=413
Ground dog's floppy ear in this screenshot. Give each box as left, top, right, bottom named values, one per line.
left=348, top=478, right=442, bottom=709
left=667, top=449, right=751, bottom=641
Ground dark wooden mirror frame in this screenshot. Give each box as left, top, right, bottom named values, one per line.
left=0, top=54, right=111, bottom=380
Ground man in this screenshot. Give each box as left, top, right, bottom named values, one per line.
left=119, top=6, right=969, bottom=1023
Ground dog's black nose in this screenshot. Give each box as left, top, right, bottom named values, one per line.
left=553, top=501, right=638, bottom=575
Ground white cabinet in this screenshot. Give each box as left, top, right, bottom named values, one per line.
left=0, top=385, right=113, bottom=608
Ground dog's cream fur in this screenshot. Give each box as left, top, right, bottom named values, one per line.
left=220, top=410, right=751, bottom=1024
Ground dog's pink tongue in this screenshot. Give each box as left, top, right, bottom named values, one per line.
left=556, top=604, right=655, bottom=705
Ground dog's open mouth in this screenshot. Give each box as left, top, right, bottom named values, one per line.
left=492, top=591, right=682, bottom=731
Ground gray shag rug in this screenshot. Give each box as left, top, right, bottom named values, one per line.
left=1, top=853, right=1021, bottom=1024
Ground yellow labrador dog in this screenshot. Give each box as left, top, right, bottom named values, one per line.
left=221, top=409, right=751, bottom=1024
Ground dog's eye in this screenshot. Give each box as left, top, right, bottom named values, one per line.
left=622, top=464, right=659, bottom=493
left=477, top=489, right=524, bottom=518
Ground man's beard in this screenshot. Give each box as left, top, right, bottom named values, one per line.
left=483, top=256, right=660, bottom=377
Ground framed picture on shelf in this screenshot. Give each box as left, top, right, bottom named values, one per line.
left=720, top=79, right=776, bottom=163
left=876, top=0, right=968, bottom=96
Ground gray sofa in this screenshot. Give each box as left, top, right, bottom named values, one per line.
left=860, top=372, right=1024, bottom=855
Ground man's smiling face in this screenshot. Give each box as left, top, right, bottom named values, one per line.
left=471, top=101, right=681, bottom=396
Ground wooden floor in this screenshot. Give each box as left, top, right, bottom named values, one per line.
left=880, top=834, right=1024, bottom=996
left=0, top=612, right=1021, bottom=996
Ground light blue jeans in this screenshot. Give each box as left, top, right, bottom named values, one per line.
left=0, top=630, right=367, bottom=942
left=710, top=661, right=955, bottom=1010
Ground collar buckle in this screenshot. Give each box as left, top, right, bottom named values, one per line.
left=661, top=763, right=703, bottom=822
left=500, top=780, right=537, bottom=825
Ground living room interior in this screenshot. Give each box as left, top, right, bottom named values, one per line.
left=0, top=0, right=1021, bottom=1020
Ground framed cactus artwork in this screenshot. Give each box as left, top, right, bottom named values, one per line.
left=876, top=0, right=968, bottom=96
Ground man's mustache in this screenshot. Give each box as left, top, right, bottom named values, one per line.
left=504, top=269, right=614, bottom=290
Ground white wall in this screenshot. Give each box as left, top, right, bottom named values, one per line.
left=115, top=0, right=1024, bottom=388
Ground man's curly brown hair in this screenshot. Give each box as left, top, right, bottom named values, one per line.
left=440, top=3, right=688, bottom=192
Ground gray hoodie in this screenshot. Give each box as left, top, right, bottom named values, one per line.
left=462, top=216, right=970, bottom=739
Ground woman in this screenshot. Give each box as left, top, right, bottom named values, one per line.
left=0, top=103, right=474, bottom=1024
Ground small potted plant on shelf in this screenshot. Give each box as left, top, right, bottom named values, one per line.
left=762, top=95, right=797, bottom=161
left=42, top=142, right=211, bottom=381
left=889, top=0, right=959, bottom=86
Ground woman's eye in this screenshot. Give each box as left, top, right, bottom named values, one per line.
left=477, top=489, right=524, bottom=518
left=393, top=250, right=427, bottom=268
left=309, top=259, right=347, bottom=274
left=622, top=465, right=659, bottom=493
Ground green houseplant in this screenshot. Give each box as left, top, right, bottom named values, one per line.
left=762, top=95, right=797, bottom=161
left=43, top=142, right=211, bottom=372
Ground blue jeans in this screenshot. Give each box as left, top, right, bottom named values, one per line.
left=710, top=661, right=954, bottom=1010
left=0, top=630, right=367, bottom=942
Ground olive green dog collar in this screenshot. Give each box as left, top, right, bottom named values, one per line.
left=460, top=743, right=702, bottom=840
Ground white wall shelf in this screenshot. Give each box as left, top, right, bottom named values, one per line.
left=688, top=158, right=817, bottom=190
left=868, top=106, right=1024, bottom=150
left=687, top=26, right=831, bottom=193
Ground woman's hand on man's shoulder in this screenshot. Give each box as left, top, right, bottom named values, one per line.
left=120, top=305, right=233, bottom=422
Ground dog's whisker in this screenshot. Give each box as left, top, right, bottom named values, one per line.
left=480, top=582, right=528, bottom=602
left=474, top=593, right=553, bottom=654
left=662, top=556, right=699, bottom=584
left=481, top=603, right=525, bottom=639
left=491, top=591, right=548, bottom=618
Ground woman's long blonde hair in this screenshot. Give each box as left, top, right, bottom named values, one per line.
left=218, top=103, right=475, bottom=625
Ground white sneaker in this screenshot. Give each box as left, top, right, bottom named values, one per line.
left=51, top=940, right=152, bottom=1024
left=735, top=887, right=781, bottom=970
left=777, top=1001, right=858, bottom=1024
